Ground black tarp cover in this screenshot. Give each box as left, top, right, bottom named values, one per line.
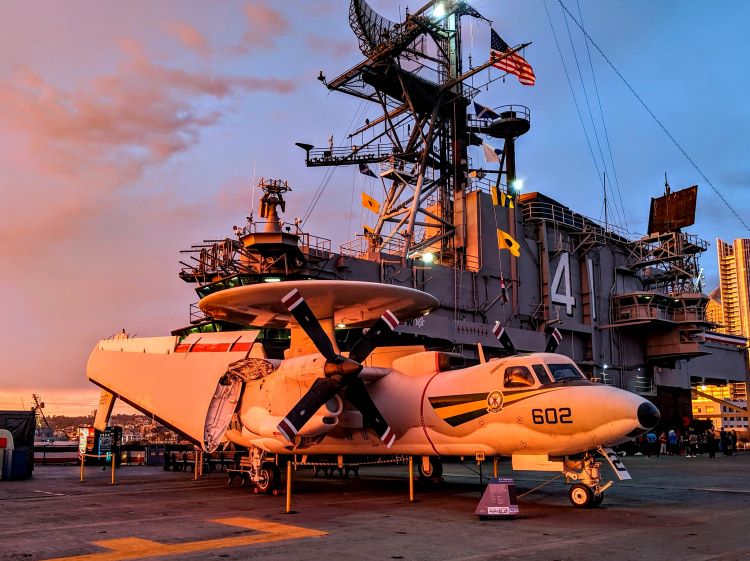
left=0, top=410, right=36, bottom=447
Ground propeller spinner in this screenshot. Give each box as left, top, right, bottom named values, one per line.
left=277, top=288, right=398, bottom=448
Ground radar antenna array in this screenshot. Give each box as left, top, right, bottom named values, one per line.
left=303, top=0, right=512, bottom=266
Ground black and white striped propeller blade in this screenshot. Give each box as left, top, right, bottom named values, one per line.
left=277, top=288, right=399, bottom=447
left=544, top=328, right=563, bottom=353
left=348, top=310, right=398, bottom=364
left=492, top=321, right=516, bottom=354
left=282, top=288, right=336, bottom=361
left=345, top=378, right=396, bottom=448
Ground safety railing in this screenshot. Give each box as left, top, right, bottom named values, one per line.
left=522, top=200, right=633, bottom=242
left=79, top=452, right=117, bottom=485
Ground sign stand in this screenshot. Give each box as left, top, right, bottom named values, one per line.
left=475, top=477, right=519, bottom=519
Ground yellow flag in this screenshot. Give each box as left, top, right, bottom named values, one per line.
left=361, top=192, right=381, bottom=214
left=491, top=186, right=499, bottom=206
left=363, top=224, right=375, bottom=235
left=500, top=192, right=515, bottom=209
left=497, top=228, right=520, bottom=257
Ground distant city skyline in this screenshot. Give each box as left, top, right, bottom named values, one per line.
left=2, top=1, right=749, bottom=415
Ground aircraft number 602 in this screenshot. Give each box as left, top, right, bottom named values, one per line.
left=532, top=407, right=572, bottom=424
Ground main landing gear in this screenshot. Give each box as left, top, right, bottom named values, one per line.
left=249, top=447, right=281, bottom=495
left=417, top=456, right=443, bottom=482
left=563, top=452, right=611, bottom=508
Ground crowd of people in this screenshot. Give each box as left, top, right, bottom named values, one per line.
left=634, top=428, right=740, bottom=458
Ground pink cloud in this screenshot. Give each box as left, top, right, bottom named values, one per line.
left=238, top=2, right=290, bottom=53
left=166, top=22, right=210, bottom=57
left=0, top=40, right=296, bottom=257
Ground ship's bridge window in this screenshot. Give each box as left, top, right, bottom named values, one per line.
left=503, top=366, right=536, bottom=388
left=532, top=364, right=553, bottom=384
left=547, top=362, right=585, bottom=382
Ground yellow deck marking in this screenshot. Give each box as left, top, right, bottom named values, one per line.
left=44, top=517, right=327, bottom=561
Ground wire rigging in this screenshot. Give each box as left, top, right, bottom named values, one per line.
left=575, top=0, right=627, bottom=231
left=557, top=0, right=750, bottom=234
left=302, top=99, right=369, bottom=226
left=560, top=2, right=625, bottom=229
left=542, top=0, right=606, bottom=208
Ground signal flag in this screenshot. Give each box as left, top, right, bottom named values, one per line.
left=361, top=192, right=381, bottom=214
left=491, top=188, right=514, bottom=209
left=497, top=228, right=520, bottom=257
left=500, top=273, right=509, bottom=305
left=359, top=163, right=378, bottom=178
left=501, top=192, right=515, bottom=209
left=483, top=142, right=502, bottom=164
left=474, top=101, right=500, bottom=120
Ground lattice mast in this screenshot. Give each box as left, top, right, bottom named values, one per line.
left=301, top=0, right=506, bottom=266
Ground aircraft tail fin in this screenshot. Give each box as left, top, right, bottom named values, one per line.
left=93, top=390, right=116, bottom=432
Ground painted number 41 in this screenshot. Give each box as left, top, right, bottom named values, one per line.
left=551, top=253, right=575, bottom=315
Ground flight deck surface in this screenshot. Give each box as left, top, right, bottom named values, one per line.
left=3, top=454, right=748, bottom=561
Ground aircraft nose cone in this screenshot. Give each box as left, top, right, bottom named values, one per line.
left=637, top=401, right=660, bottom=429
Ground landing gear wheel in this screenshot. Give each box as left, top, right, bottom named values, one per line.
left=255, top=461, right=280, bottom=494
left=569, top=483, right=594, bottom=508
left=592, top=492, right=605, bottom=506
left=418, top=457, right=443, bottom=481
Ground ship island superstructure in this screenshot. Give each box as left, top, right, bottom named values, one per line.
left=174, top=0, right=747, bottom=429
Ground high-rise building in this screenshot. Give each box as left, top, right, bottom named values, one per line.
left=706, top=287, right=724, bottom=331
left=716, top=238, right=750, bottom=339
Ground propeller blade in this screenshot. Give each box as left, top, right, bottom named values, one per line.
left=282, top=288, right=337, bottom=361
left=277, top=377, right=341, bottom=442
left=492, top=321, right=516, bottom=354
left=345, top=378, right=396, bottom=448
left=348, top=310, right=399, bottom=364
left=544, top=327, right=563, bottom=353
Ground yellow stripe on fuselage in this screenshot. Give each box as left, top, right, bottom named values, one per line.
left=433, top=398, right=488, bottom=420
left=429, top=387, right=566, bottom=426
left=502, top=387, right=564, bottom=406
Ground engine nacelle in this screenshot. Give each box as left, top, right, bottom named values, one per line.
left=245, top=394, right=344, bottom=439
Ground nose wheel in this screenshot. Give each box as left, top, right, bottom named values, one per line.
left=568, top=484, right=593, bottom=507
left=568, top=484, right=605, bottom=508
left=564, top=452, right=611, bottom=508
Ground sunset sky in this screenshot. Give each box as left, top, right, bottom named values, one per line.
left=1, top=1, right=748, bottom=416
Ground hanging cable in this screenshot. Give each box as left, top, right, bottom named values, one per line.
left=575, top=0, right=628, bottom=231
left=557, top=0, right=750, bottom=233
left=560, top=3, right=625, bottom=229
left=302, top=100, right=369, bottom=226
left=542, top=1, right=604, bottom=195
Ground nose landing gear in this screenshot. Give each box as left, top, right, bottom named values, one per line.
left=563, top=452, right=612, bottom=508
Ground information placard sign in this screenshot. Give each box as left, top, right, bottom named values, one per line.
left=475, top=477, right=519, bottom=519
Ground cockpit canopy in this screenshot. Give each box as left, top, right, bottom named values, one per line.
left=499, top=356, right=587, bottom=389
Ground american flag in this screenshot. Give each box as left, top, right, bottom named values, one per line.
left=490, top=29, right=535, bottom=86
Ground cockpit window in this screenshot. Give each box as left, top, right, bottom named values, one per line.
left=547, top=363, right=585, bottom=382
left=532, top=364, right=553, bottom=384
left=504, top=366, right=536, bottom=388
